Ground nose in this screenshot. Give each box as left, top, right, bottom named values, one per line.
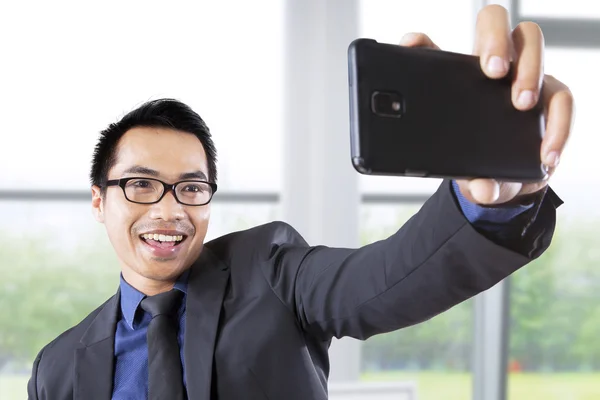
left=147, top=190, right=186, bottom=221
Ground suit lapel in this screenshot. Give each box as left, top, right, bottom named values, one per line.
left=184, top=246, right=230, bottom=400
left=74, top=290, right=120, bottom=400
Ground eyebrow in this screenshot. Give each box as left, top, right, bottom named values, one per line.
left=179, top=171, right=208, bottom=181
left=122, top=165, right=208, bottom=181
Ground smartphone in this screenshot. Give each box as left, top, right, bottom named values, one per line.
left=348, top=38, right=548, bottom=182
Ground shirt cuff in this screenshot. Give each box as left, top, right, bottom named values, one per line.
left=451, top=180, right=534, bottom=225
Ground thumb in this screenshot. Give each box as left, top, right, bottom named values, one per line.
left=468, top=179, right=500, bottom=204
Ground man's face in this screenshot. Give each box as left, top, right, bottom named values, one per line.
left=91, top=127, right=211, bottom=285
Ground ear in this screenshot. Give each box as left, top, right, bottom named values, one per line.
left=91, top=185, right=105, bottom=223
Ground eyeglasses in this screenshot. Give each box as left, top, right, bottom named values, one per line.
left=104, top=177, right=217, bottom=206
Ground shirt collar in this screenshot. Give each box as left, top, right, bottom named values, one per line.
left=119, top=269, right=190, bottom=330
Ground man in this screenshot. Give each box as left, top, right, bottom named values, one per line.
left=27, top=5, right=573, bottom=400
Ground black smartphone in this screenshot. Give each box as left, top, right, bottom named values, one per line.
left=348, top=38, right=548, bottom=182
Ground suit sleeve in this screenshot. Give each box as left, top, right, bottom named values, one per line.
left=27, top=348, right=43, bottom=400
left=262, top=180, right=561, bottom=341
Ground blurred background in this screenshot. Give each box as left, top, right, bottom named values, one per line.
left=0, top=0, right=598, bottom=399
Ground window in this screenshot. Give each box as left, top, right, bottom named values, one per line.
left=0, top=200, right=118, bottom=399
left=0, top=1, right=284, bottom=192
left=507, top=48, right=600, bottom=400
left=518, top=0, right=600, bottom=19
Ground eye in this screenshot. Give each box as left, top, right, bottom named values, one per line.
left=182, top=184, right=205, bottom=193
left=125, top=179, right=156, bottom=190
left=133, top=180, right=152, bottom=188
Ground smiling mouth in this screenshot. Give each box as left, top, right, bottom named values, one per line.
left=140, top=233, right=187, bottom=248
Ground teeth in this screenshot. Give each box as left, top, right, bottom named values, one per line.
left=141, top=234, right=184, bottom=242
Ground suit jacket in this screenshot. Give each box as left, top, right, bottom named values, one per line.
left=27, top=181, right=561, bottom=400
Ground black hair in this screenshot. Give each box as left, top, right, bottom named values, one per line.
left=90, top=98, right=217, bottom=191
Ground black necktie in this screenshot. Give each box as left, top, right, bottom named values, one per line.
left=140, top=289, right=186, bottom=400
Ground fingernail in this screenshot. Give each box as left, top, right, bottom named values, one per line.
left=545, top=151, right=560, bottom=168
left=487, top=56, right=508, bottom=75
left=517, top=90, right=536, bottom=108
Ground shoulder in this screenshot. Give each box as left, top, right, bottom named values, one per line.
left=200, top=221, right=313, bottom=284
left=205, top=220, right=309, bottom=260
left=34, top=295, right=116, bottom=376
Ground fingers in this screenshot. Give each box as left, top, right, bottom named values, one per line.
left=511, top=22, right=545, bottom=110
left=541, top=75, right=575, bottom=168
left=474, top=5, right=513, bottom=79
left=399, top=32, right=440, bottom=50
left=474, top=6, right=545, bottom=111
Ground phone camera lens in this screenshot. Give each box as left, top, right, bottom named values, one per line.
left=371, top=91, right=404, bottom=118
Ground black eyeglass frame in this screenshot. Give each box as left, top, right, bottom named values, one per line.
left=104, top=177, right=218, bottom=206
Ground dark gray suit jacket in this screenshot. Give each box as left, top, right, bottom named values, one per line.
left=27, top=181, right=561, bottom=400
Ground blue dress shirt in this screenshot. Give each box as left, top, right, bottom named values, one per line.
left=112, top=271, right=189, bottom=400
left=110, top=181, right=536, bottom=399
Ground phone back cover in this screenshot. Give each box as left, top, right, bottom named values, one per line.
left=349, top=39, right=547, bottom=182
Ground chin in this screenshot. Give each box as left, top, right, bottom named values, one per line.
left=141, top=261, right=189, bottom=281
